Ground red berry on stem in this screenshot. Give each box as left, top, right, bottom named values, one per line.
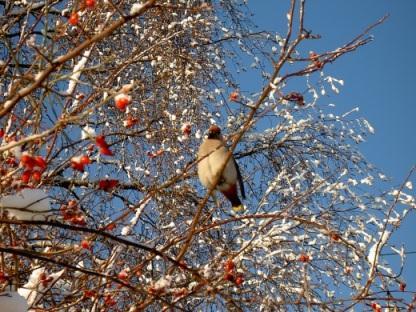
left=71, top=159, right=85, bottom=172
left=34, top=156, right=47, bottom=170
left=21, top=154, right=36, bottom=169
left=114, top=94, right=131, bottom=111
left=100, top=147, right=113, bottom=156
left=115, top=98, right=129, bottom=111
left=235, top=274, right=244, bottom=286
left=95, top=135, right=106, bottom=148
left=298, top=254, right=310, bottom=263
left=84, top=290, right=96, bottom=298
left=81, top=240, right=91, bottom=249
left=32, top=170, right=42, bottom=182
left=80, top=155, right=91, bottom=165
left=68, top=12, right=79, bottom=26
left=224, top=259, right=235, bottom=272
left=85, top=0, right=95, bottom=8
left=98, top=179, right=118, bottom=191
left=21, top=170, right=32, bottom=183
left=124, top=116, right=137, bottom=128
left=118, top=270, right=128, bottom=280
left=6, top=157, right=17, bottom=166
left=229, top=91, right=239, bottom=102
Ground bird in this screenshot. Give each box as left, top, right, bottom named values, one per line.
left=197, top=125, right=245, bottom=211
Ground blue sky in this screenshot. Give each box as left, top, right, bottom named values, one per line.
left=246, top=0, right=416, bottom=297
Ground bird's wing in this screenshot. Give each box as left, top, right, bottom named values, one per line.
left=233, top=158, right=246, bottom=199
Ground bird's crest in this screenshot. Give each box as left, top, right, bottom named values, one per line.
left=207, top=125, right=221, bottom=139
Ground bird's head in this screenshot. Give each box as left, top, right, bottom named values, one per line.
left=207, top=125, right=222, bottom=139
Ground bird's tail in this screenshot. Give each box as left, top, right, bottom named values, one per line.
left=221, top=184, right=244, bottom=211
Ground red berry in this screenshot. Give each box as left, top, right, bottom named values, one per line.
left=68, top=12, right=79, bottom=26
left=107, top=179, right=118, bottom=188
left=81, top=240, right=91, bottom=249
left=371, top=303, right=381, bottom=312
left=85, top=0, right=95, bottom=8
left=80, top=155, right=91, bottom=165
left=84, top=290, right=96, bottom=298
left=95, top=135, right=107, bottom=148
left=32, top=170, right=42, bottom=182
left=33, top=156, right=47, bottom=170
left=21, top=170, right=32, bottom=183
left=298, top=254, right=310, bottom=263
left=0, top=128, right=4, bottom=138
left=98, top=179, right=118, bottom=191
left=118, top=270, right=128, bottom=280
left=99, top=147, right=113, bottom=156
left=224, top=259, right=235, bottom=272
left=229, top=91, right=239, bottom=102
left=104, top=294, right=116, bottom=306
left=124, top=116, right=137, bottom=128
left=400, top=282, right=406, bottom=292
left=71, top=160, right=85, bottom=172
left=330, top=232, right=341, bottom=241
left=6, top=157, right=17, bottom=166
left=96, top=136, right=112, bottom=155
left=235, top=274, right=244, bottom=286
left=115, top=97, right=129, bottom=111
left=21, top=154, right=35, bottom=169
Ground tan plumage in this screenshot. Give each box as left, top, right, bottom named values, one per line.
left=197, top=125, right=245, bottom=210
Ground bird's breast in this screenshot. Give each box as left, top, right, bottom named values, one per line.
left=197, top=143, right=237, bottom=189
